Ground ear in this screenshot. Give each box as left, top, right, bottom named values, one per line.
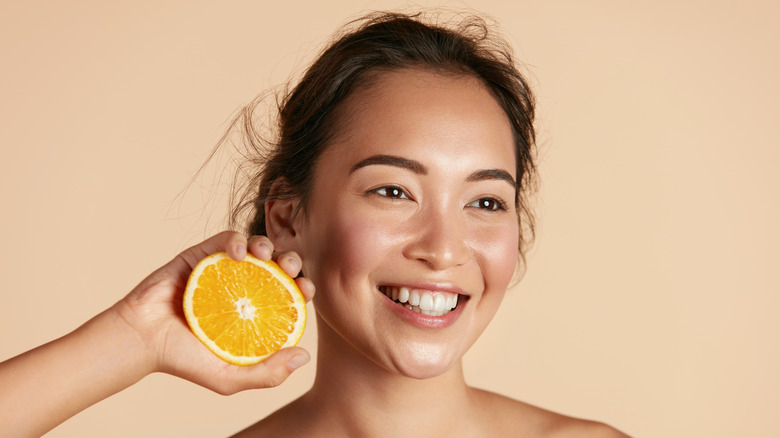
left=264, top=180, right=302, bottom=252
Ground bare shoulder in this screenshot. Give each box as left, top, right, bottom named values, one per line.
left=471, top=388, right=630, bottom=438
left=549, top=419, right=630, bottom=438
left=229, top=398, right=311, bottom=438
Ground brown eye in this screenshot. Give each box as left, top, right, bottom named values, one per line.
left=468, top=197, right=507, bottom=211
left=372, top=186, right=409, bottom=199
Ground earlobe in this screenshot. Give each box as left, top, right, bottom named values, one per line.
left=264, top=181, right=301, bottom=251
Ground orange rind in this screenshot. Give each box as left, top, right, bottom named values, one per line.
left=183, top=252, right=306, bottom=365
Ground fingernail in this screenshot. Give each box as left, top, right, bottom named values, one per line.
left=235, top=243, right=247, bottom=260
left=259, top=241, right=273, bottom=259
left=288, top=257, right=300, bottom=272
left=286, top=353, right=310, bottom=372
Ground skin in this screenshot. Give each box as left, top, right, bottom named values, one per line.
left=239, top=68, right=629, bottom=437
left=0, top=232, right=315, bottom=437
left=0, top=67, right=628, bottom=437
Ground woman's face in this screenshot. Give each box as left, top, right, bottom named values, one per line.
left=290, top=68, right=519, bottom=379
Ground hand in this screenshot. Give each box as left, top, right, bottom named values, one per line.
left=112, top=231, right=315, bottom=395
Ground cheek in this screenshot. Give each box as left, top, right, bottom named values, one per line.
left=302, top=201, right=401, bottom=292
left=477, top=222, right=520, bottom=292
left=330, top=215, right=382, bottom=280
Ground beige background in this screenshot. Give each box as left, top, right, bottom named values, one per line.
left=1, top=1, right=778, bottom=436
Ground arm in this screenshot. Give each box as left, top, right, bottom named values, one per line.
left=0, top=231, right=314, bottom=437
left=0, top=306, right=152, bottom=436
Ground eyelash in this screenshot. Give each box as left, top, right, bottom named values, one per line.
left=370, top=186, right=507, bottom=212
left=467, top=197, right=508, bottom=212
left=370, top=185, right=410, bottom=200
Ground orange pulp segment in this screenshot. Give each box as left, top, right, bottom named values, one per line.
left=182, top=252, right=306, bottom=365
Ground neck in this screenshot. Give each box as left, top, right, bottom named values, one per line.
left=302, top=317, right=475, bottom=437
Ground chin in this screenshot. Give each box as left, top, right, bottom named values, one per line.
left=389, top=342, right=462, bottom=380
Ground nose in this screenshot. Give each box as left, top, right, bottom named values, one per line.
left=403, top=204, right=470, bottom=270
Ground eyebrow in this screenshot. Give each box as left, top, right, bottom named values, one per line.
left=349, top=154, right=516, bottom=189
left=466, top=169, right=517, bottom=189
left=349, top=155, right=427, bottom=175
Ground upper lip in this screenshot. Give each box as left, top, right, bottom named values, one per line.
left=377, top=282, right=471, bottom=296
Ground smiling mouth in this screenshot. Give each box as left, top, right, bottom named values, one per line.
left=378, top=286, right=461, bottom=317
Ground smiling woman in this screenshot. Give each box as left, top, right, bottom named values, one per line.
left=0, top=10, right=629, bottom=438
left=221, top=13, right=628, bottom=437
left=269, top=69, right=521, bottom=383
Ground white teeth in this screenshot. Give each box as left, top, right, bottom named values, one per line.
left=419, top=293, right=434, bottom=311
left=398, top=287, right=410, bottom=304
left=380, top=286, right=460, bottom=316
left=433, top=294, right=446, bottom=312
left=409, top=289, right=420, bottom=306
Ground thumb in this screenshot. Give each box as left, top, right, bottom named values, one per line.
left=228, top=347, right=311, bottom=391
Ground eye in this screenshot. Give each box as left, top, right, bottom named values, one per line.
left=370, top=185, right=410, bottom=200
left=467, top=197, right=508, bottom=212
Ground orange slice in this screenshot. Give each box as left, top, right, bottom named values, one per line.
left=183, top=252, right=306, bottom=365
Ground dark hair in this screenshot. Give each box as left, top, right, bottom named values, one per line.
left=229, top=11, right=537, bottom=254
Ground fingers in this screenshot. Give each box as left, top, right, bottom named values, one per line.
left=247, top=235, right=274, bottom=260
left=172, top=232, right=311, bottom=300
left=249, top=235, right=314, bottom=301
left=251, top=238, right=312, bottom=300
left=151, top=231, right=314, bottom=395
left=275, top=251, right=302, bottom=277
left=177, top=231, right=248, bottom=269
left=227, top=239, right=247, bottom=261
left=160, top=327, right=312, bottom=395
left=296, top=277, right=316, bottom=302
left=248, top=234, right=304, bottom=278
left=249, top=235, right=302, bottom=276
left=178, top=232, right=272, bottom=269
left=181, top=232, right=304, bottom=270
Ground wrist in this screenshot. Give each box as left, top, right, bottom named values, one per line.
left=101, top=301, right=160, bottom=377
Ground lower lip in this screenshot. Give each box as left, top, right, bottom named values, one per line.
left=380, top=291, right=466, bottom=329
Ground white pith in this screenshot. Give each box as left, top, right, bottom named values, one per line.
left=182, top=252, right=307, bottom=366
left=234, top=297, right=257, bottom=319
left=379, top=286, right=460, bottom=317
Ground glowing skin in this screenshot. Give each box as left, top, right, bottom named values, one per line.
left=278, top=68, right=520, bottom=379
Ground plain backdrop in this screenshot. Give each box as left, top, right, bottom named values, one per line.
left=2, top=1, right=778, bottom=436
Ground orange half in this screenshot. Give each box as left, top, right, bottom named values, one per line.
left=183, top=252, right=306, bottom=365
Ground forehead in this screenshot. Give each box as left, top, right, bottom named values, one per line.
left=324, top=68, right=516, bottom=174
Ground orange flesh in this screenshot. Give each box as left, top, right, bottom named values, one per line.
left=191, top=259, right=299, bottom=357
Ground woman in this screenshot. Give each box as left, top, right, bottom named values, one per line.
left=0, top=12, right=628, bottom=437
